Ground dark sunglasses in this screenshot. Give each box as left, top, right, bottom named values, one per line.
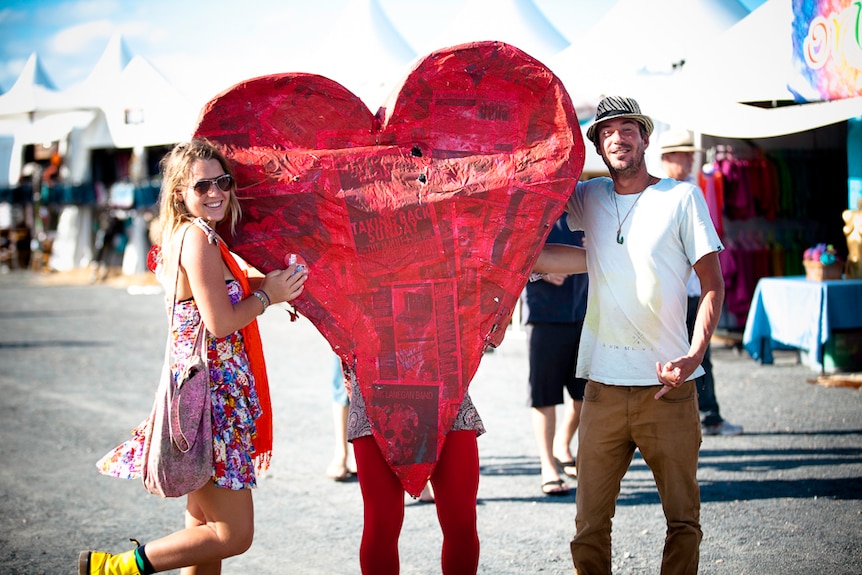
left=191, top=174, right=233, bottom=195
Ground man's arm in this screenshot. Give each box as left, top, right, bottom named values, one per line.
left=690, top=251, right=724, bottom=366
left=655, top=251, right=724, bottom=398
left=533, top=244, right=587, bottom=275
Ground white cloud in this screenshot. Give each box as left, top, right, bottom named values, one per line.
left=0, top=7, right=27, bottom=26
left=49, top=19, right=115, bottom=54
left=42, top=0, right=123, bottom=23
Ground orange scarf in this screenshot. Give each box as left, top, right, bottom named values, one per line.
left=218, top=240, right=273, bottom=473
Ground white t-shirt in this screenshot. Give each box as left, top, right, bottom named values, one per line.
left=566, top=177, right=723, bottom=386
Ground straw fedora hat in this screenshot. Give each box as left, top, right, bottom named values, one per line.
left=586, top=96, right=654, bottom=145
left=659, top=129, right=703, bottom=154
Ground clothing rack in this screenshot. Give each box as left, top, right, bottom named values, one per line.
left=701, top=147, right=847, bottom=330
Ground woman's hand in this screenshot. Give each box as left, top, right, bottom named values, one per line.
left=259, top=264, right=307, bottom=305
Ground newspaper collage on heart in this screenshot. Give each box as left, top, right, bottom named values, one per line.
left=194, top=41, right=585, bottom=497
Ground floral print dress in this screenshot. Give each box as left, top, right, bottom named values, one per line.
left=97, top=281, right=263, bottom=491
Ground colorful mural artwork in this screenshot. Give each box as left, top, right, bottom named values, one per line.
left=792, top=0, right=862, bottom=102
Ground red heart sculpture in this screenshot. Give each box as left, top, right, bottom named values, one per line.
left=194, top=41, right=584, bottom=496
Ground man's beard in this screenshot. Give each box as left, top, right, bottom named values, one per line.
left=604, top=148, right=645, bottom=179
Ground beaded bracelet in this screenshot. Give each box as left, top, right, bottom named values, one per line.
left=252, top=290, right=269, bottom=314
left=256, top=288, right=271, bottom=306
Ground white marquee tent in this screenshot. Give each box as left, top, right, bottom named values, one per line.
left=548, top=0, right=752, bottom=173
left=0, top=53, right=96, bottom=186
left=62, top=34, right=197, bottom=180
left=0, top=52, right=95, bottom=127
left=427, top=0, right=570, bottom=66
left=289, top=0, right=574, bottom=123
left=5, top=35, right=199, bottom=273
left=293, top=0, right=417, bottom=111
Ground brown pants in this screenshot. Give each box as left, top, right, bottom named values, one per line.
left=571, top=380, right=703, bottom=575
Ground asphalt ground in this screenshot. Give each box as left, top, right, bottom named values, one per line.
left=1, top=269, right=860, bottom=574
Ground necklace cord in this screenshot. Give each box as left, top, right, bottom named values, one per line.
left=613, top=191, right=644, bottom=245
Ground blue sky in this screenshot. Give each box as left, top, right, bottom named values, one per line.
left=0, top=0, right=766, bottom=105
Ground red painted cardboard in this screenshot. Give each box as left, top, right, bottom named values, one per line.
left=194, top=41, right=584, bottom=496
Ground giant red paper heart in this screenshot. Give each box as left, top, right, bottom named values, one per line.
left=194, top=41, right=584, bottom=496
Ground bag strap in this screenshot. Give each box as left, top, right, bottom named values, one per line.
left=166, top=223, right=210, bottom=451
left=166, top=223, right=207, bottom=366
left=168, top=224, right=190, bottom=332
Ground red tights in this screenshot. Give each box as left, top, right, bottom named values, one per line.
left=353, top=430, right=480, bottom=575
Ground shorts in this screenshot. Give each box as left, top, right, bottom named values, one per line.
left=332, top=355, right=349, bottom=406
left=527, top=322, right=587, bottom=408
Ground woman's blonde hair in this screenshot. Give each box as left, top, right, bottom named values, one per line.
left=157, top=138, right=241, bottom=247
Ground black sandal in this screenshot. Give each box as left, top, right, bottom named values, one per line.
left=555, top=457, right=577, bottom=478
left=541, top=479, right=570, bottom=496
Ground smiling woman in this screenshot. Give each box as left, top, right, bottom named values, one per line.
left=78, top=138, right=309, bottom=575
left=179, top=164, right=233, bottom=227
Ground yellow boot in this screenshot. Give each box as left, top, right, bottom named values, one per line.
left=78, top=549, right=142, bottom=575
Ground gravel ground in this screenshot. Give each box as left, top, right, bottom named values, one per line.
left=0, top=269, right=860, bottom=574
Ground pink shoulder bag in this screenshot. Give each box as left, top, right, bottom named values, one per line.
left=141, top=226, right=213, bottom=497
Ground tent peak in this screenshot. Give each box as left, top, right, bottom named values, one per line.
left=84, top=33, right=134, bottom=85
left=427, top=0, right=569, bottom=63
left=11, top=53, right=58, bottom=93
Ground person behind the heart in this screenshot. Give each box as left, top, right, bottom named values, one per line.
left=346, top=362, right=485, bottom=575
left=79, top=138, right=308, bottom=575
left=535, top=96, right=724, bottom=575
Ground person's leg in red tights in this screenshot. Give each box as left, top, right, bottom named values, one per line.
left=354, top=436, right=405, bottom=575
left=431, top=430, right=480, bottom=575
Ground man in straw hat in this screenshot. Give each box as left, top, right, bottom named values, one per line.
left=660, top=129, right=743, bottom=437
left=534, top=96, right=725, bottom=575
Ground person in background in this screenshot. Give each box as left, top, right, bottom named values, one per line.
left=523, top=215, right=588, bottom=496
left=534, top=96, right=724, bottom=575
left=80, top=139, right=308, bottom=575
left=90, top=206, right=126, bottom=283
left=326, top=355, right=356, bottom=481
left=659, top=129, right=742, bottom=436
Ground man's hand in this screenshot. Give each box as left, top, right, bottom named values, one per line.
left=654, top=362, right=679, bottom=399
left=543, top=273, right=568, bottom=286
left=654, top=355, right=700, bottom=399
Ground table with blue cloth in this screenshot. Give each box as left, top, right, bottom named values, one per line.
left=742, top=276, right=862, bottom=372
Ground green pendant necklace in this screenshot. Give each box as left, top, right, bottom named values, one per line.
left=613, top=191, right=644, bottom=245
